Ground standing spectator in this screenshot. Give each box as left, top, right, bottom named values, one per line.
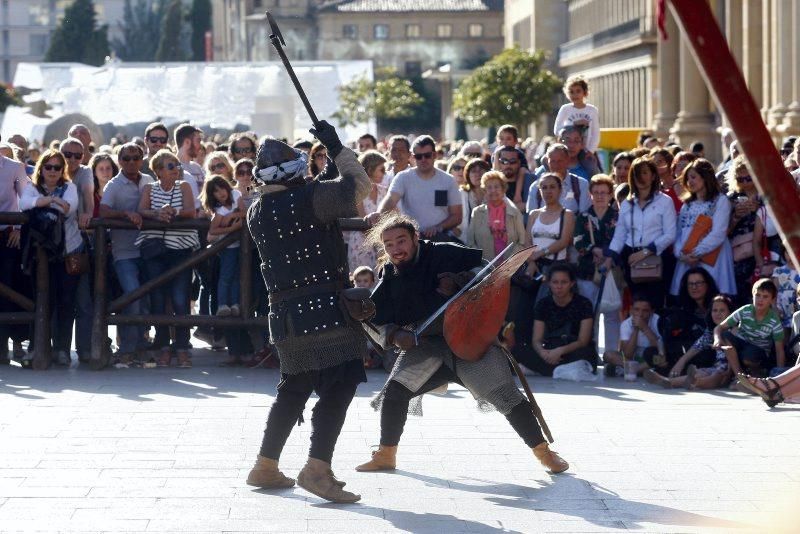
left=98, top=143, right=152, bottom=366
left=0, top=146, right=31, bottom=363
left=204, top=151, right=235, bottom=185
left=233, top=158, right=257, bottom=207
left=690, top=142, right=705, bottom=158
left=347, top=150, right=388, bottom=271
left=228, top=132, right=258, bottom=163
left=308, top=142, right=328, bottom=178
left=495, top=124, right=520, bottom=149
left=604, top=157, right=677, bottom=310
left=446, top=157, right=467, bottom=188
left=670, top=151, right=695, bottom=197
left=458, top=158, right=490, bottom=237
left=611, top=152, right=633, bottom=186
left=67, top=124, right=93, bottom=166
left=386, top=135, right=412, bottom=179
left=60, top=137, right=94, bottom=229
left=89, top=154, right=118, bottom=217
left=554, top=75, right=600, bottom=155
left=465, top=171, right=528, bottom=261
left=136, top=149, right=198, bottom=368
left=574, top=175, right=621, bottom=352
left=527, top=143, right=590, bottom=214
left=496, top=146, right=533, bottom=212
left=20, top=150, right=81, bottom=366
left=726, top=155, right=760, bottom=305
left=671, top=159, right=736, bottom=296
left=175, top=123, right=205, bottom=189
left=651, top=148, right=681, bottom=212
left=558, top=125, right=600, bottom=181
left=357, top=133, right=377, bottom=153
left=141, top=122, right=169, bottom=175
left=373, top=135, right=462, bottom=241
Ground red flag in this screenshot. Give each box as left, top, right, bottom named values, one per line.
left=657, top=0, right=669, bottom=39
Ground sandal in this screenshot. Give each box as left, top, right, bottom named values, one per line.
left=736, top=373, right=784, bottom=408
left=177, top=351, right=192, bottom=368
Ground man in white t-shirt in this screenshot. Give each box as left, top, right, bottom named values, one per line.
left=369, top=135, right=461, bottom=240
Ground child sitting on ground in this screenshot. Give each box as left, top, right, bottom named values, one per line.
left=714, top=278, right=786, bottom=376
left=603, top=295, right=663, bottom=378
left=351, top=266, right=381, bottom=369
left=647, top=295, right=734, bottom=389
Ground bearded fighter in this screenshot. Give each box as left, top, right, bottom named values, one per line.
left=356, top=215, right=569, bottom=475
left=245, top=121, right=369, bottom=503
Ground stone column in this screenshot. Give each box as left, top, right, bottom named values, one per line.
left=670, top=34, right=718, bottom=161
left=741, top=0, right=763, bottom=110
left=780, top=0, right=800, bottom=136
left=767, top=0, right=791, bottom=141
left=652, top=9, right=679, bottom=140
left=721, top=0, right=743, bottom=129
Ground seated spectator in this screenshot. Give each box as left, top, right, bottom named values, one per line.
left=603, top=295, right=662, bottom=378
left=651, top=295, right=735, bottom=389
left=714, top=278, right=786, bottom=376
left=20, top=150, right=81, bottom=366
left=772, top=264, right=800, bottom=335
left=458, top=158, right=490, bottom=236
left=136, top=149, right=199, bottom=368
left=465, top=171, right=528, bottom=261
left=510, top=262, right=595, bottom=376
left=738, top=361, right=800, bottom=408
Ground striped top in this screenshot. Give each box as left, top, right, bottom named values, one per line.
left=135, top=181, right=200, bottom=251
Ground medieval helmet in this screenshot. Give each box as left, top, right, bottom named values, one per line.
left=253, top=137, right=309, bottom=187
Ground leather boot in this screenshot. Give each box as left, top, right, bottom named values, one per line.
left=532, top=442, right=569, bottom=474
left=245, top=455, right=295, bottom=488
left=297, top=458, right=360, bottom=503
left=328, top=468, right=346, bottom=487
left=355, top=445, right=397, bottom=472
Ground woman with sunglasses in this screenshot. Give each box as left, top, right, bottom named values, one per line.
left=135, top=149, right=199, bottom=368
left=204, top=151, right=235, bottom=185
left=20, top=150, right=81, bottom=366
left=308, top=142, right=328, bottom=178
left=726, top=155, right=761, bottom=306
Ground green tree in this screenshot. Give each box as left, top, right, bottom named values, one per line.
left=188, top=0, right=212, bottom=61
left=44, top=0, right=110, bottom=66
left=112, top=0, right=167, bottom=61
left=331, top=67, right=424, bottom=128
left=155, top=0, right=189, bottom=61
left=0, top=83, right=23, bottom=112
left=453, top=46, right=562, bottom=129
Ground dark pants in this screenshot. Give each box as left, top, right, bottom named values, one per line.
left=259, top=366, right=360, bottom=464
left=143, top=248, right=193, bottom=351
left=621, top=246, right=667, bottom=312
left=49, top=261, right=80, bottom=353
left=0, top=232, right=30, bottom=349
left=379, top=365, right=544, bottom=448
left=512, top=344, right=597, bottom=377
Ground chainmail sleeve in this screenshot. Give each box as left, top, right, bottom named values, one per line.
left=311, top=147, right=371, bottom=223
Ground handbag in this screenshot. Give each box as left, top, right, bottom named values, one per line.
left=138, top=185, right=177, bottom=260
left=628, top=201, right=663, bottom=283
left=64, top=250, right=90, bottom=276
left=731, top=232, right=754, bottom=262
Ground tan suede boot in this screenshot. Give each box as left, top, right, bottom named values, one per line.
left=297, top=458, right=360, bottom=503
left=245, top=455, right=295, bottom=488
left=355, top=445, right=397, bottom=472
left=532, top=442, right=569, bottom=474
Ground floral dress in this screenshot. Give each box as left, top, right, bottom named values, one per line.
left=346, top=180, right=389, bottom=273
left=772, top=266, right=800, bottom=329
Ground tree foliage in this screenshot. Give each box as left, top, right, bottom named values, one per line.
left=189, top=0, right=212, bottom=61
left=453, top=46, right=562, bottom=129
left=44, top=0, right=109, bottom=66
left=155, top=0, right=190, bottom=62
left=111, top=0, right=167, bottom=61
left=0, top=83, right=23, bottom=112
left=331, top=67, right=424, bottom=128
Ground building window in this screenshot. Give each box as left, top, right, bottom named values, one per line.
left=29, top=34, right=49, bottom=56
left=374, top=24, right=389, bottom=40
left=342, top=24, right=358, bottom=39
left=468, top=23, right=483, bottom=38
left=405, top=61, right=422, bottom=78
left=436, top=24, right=452, bottom=38
left=406, top=24, right=421, bottom=38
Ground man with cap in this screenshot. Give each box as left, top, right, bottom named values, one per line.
left=245, top=120, right=370, bottom=503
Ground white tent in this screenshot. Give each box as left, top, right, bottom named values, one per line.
left=2, top=60, right=374, bottom=143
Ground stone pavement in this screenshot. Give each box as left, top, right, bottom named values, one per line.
left=1, top=350, right=798, bottom=533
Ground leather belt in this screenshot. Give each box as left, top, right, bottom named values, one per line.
left=268, top=280, right=345, bottom=306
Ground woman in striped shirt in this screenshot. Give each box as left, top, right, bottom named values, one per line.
left=136, top=149, right=199, bottom=368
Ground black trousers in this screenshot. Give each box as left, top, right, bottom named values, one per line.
left=379, top=365, right=545, bottom=448
left=259, top=363, right=361, bottom=464
left=512, top=344, right=597, bottom=377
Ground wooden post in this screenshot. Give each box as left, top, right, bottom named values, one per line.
left=239, top=225, right=253, bottom=318
left=32, top=246, right=50, bottom=370
left=0, top=280, right=34, bottom=311
left=90, top=226, right=109, bottom=370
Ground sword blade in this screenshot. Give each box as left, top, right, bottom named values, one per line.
left=413, top=242, right=515, bottom=343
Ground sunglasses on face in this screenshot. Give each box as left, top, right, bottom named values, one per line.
left=236, top=167, right=253, bottom=176
left=736, top=175, right=753, bottom=183
left=451, top=165, right=464, bottom=172
left=164, top=162, right=182, bottom=171
left=413, top=152, right=434, bottom=160
left=210, top=162, right=227, bottom=171
left=43, top=164, right=63, bottom=172
left=499, top=158, right=519, bottom=165
left=62, top=151, right=83, bottom=160
left=120, top=155, right=142, bottom=162
left=148, top=136, right=168, bottom=144
left=233, top=146, right=255, bottom=154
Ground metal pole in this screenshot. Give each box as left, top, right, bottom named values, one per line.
left=32, top=245, right=50, bottom=370
left=90, top=226, right=109, bottom=370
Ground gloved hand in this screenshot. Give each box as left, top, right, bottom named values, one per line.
left=391, top=329, right=417, bottom=351
left=309, top=120, right=344, bottom=159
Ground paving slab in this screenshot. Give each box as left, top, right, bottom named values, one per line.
left=1, top=351, right=798, bottom=533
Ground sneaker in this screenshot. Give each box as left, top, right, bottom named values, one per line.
left=230, top=304, right=240, bottom=317
left=217, top=305, right=231, bottom=317
left=604, top=364, right=619, bottom=377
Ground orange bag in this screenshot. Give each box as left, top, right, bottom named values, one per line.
left=681, top=214, right=721, bottom=266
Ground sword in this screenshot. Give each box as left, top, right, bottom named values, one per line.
left=265, top=11, right=321, bottom=128
left=413, top=242, right=515, bottom=344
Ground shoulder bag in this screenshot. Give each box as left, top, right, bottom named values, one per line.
left=628, top=200, right=663, bottom=283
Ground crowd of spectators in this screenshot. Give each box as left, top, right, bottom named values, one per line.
left=1, top=75, right=800, bottom=398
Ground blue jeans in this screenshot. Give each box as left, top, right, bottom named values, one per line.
left=113, top=257, right=148, bottom=355
left=217, top=247, right=240, bottom=307
left=143, top=248, right=193, bottom=350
